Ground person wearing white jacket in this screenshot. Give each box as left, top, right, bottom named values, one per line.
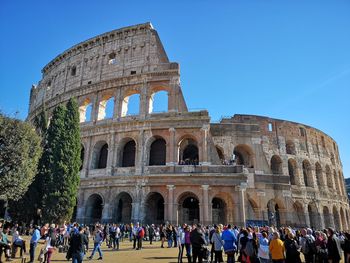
left=211, top=226, right=224, bottom=263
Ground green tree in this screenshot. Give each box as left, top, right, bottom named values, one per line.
left=0, top=114, right=42, bottom=202
left=42, top=99, right=81, bottom=223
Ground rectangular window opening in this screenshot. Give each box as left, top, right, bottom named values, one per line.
left=268, top=123, right=273, bottom=132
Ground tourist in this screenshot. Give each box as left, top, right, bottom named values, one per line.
left=343, top=232, right=350, bottom=263
left=300, top=228, right=316, bottom=263
left=327, top=228, right=342, bottom=263
left=0, top=227, right=12, bottom=262
left=269, top=232, right=285, bottom=263
left=11, top=226, right=26, bottom=258
left=160, top=224, right=166, bottom=248
left=44, top=225, right=57, bottom=263
left=149, top=224, right=155, bottom=245
left=88, top=225, right=103, bottom=260
left=137, top=225, right=145, bottom=250
left=83, top=226, right=90, bottom=251
left=190, top=224, right=206, bottom=263
left=315, top=231, right=328, bottom=263
left=211, top=225, right=224, bottom=263
left=167, top=225, right=174, bottom=248
left=284, top=231, right=301, bottom=263
left=258, top=231, right=270, bottom=263
left=70, top=226, right=88, bottom=263
left=221, top=224, right=236, bottom=263
left=177, top=224, right=186, bottom=263
left=184, top=225, right=192, bottom=263
left=29, top=225, right=41, bottom=263
left=238, top=229, right=249, bottom=262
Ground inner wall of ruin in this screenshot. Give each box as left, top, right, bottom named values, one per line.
left=28, top=22, right=350, bottom=230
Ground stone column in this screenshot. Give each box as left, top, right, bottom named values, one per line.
left=113, top=88, right=122, bottom=119
left=201, top=185, right=210, bottom=225
left=200, top=124, right=210, bottom=165
left=237, top=183, right=247, bottom=227
left=167, top=128, right=176, bottom=165
left=139, top=81, right=149, bottom=119
left=303, top=204, right=311, bottom=227
left=102, top=203, right=110, bottom=223
left=166, top=185, right=175, bottom=224
left=76, top=191, right=85, bottom=223
left=85, top=137, right=93, bottom=176
left=106, top=132, right=115, bottom=176
left=91, top=93, right=100, bottom=122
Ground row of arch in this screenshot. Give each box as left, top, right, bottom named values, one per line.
left=79, top=90, right=168, bottom=122
left=83, top=136, right=199, bottom=169
left=84, top=192, right=227, bottom=225
left=269, top=155, right=347, bottom=195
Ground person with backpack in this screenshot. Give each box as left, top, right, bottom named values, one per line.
left=258, top=231, right=270, bottom=263
left=300, top=228, right=316, bottom=263
left=137, top=225, right=145, bottom=250
left=327, top=228, right=342, bottom=263
left=44, top=225, right=57, bottom=263
left=87, top=225, right=103, bottom=260
left=269, top=231, right=285, bottom=263
left=221, top=224, right=237, bottom=263
left=284, top=231, right=301, bottom=263
left=69, top=226, right=88, bottom=263
left=190, top=224, right=207, bottom=263
left=211, top=225, right=224, bottom=263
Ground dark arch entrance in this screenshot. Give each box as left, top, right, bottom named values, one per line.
left=149, top=138, right=166, bottom=165
left=145, top=192, right=164, bottom=224
left=183, top=145, right=199, bottom=165
left=98, top=143, right=108, bottom=168
left=267, top=200, right=281, bottom=227
left=212, top=198, right=226, bottom=224
left=80, top=145, right=84, bottom=171
left=122, top=140, right=136, bottom=167
left=114, top=192, right=132, bottom=223
left=181, top=196, right=200, bottom=224
left=85, top=194, right=103, bottom=224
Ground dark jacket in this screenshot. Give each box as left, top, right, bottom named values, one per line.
left=70, top=233, right=88, bottom=254
left=190, top=228, right=206, bottom=249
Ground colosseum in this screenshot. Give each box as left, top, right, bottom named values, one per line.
left=28, top=22, right=349, bottom=230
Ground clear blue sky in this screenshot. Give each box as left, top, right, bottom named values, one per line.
left=1, top=0, right=349, bottom=178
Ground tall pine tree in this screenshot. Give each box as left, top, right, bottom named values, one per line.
left=42, top=99, right=81, bottom=223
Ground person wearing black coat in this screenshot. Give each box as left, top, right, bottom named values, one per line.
left=190, top=224, right=206, bottom=263
left=68, top=226, right=88, bottom=263
left=327, top=228, right=342, bottom=263
left=284, top=232, right=301, bottom=263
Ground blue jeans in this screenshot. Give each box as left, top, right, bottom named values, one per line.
left=29, top=242, right=37, bottom=262
left=72, top=252, right=84, bottom=263
left=90, top=242, right=103, bottom=258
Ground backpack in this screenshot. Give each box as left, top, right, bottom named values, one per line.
left=304, top=237, right=316, bottom=255
left=244, top=239, right=255, bottom=257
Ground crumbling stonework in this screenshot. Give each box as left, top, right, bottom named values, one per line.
left=28, top=23, right=349, bottom=230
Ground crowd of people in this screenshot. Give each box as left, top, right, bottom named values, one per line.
left=0, top=220, right=350, bottom=263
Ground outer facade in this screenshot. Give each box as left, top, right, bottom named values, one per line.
left=28, top=23, right=350, bottom=230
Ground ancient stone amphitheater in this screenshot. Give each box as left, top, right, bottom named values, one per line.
left=28, top=23, right=349, bottom=230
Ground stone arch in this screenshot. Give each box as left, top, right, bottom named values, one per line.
left=118, top=138, right=136, bottom=167
left=288, top=158, right=298, bottom=185
left=323, top=206, right=332, bottom=228
left=211, top=197, right=227, bottom=225
left=91, top=141, right=108, bottom=169
left=246, top=198, right=259, bottom=221
left=97, top=93, right=114, bottom=120
left=144, top=192, right=165, bottom=224
left=177, top=192, right=200, bottom=225
left=286, top=140, right=296, bottom=155
left=333, top=170, right=341, bottom=193
left=178, top=136, right=199, bottom=165
left=233, top=144, right=254, bottom=168
left=293, top=201, right=306, bottom=228
left=215, top=146, right=225, bottom=164
left=308, top=202, right=320, bottom=229
left=121, top=89, right=140, bottom=117
left=267, top=199, right=285, bottom=227
left=148, top=90, right=168, bottom=113
left=85, top=193, right=104, bottom=224
left=113, top=192, right=133, bottom=223
left=148, top=137, right=166, bottom=166
left=79, top=98, right=93, bottom=122
left=270, top=155, right=283, bottom=175
left=325, top=165, right=333, bottom=189
left=302, top=160, right=313, bottom=187
left=315, top=162, right=324, bottom=187
left=333, top=206, right=341, bottom=231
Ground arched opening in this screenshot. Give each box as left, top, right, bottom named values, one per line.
left=340, top=208, right=346, bottom=231
left=293, top=202, right=305, bottom=228
left=178, top=193, right=200, bottom=225
left=271, top=155, right=283, bottom=175
left=233, top=144, right=254, bottom=168
left=315, top=162, right=323, bottom=187
left=85, top=194, right=103, bottom=224
left=144, top=192, right=164, bottom=224
left=308, top=203, right=319, bottom=228
left=148, top=90, right=168, bottom=113
left=91, top=141, right=108, bottom=169
left=323, top=207, right=332, bottom=228
left=97, top=95, right=114, bottom=120
left=325, top=165, right=333, bottom=189
left=216, top=146, right=225, bottom=164
left=212, top=198, right=226, bottom=225
left=333, top=170, right=341, bottom=193
left=121, top=93, right=140, bottom=116
left=114, top=192, right=132, bottom=223
left=333, top=206, right=341, bottom=230
left=246, top=198, right=259, bottom=222
left=121, top=140, right=136, bottom=167
left=267, top=200, right=281, bottom=227
left=288, top=158, right=298, bottom=185
left=80, top=145, right=85, bottom=171
left=330, top=153, right=335, bottom=165
left=178, top=138, right=199, bottom=165
left=286, top=140, right=296, bottom=155
left=79, top=99, right=93, bottom=122
left=302, top=160, right=313, bottom=187
left=149, top=138, right=166, bottom=165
